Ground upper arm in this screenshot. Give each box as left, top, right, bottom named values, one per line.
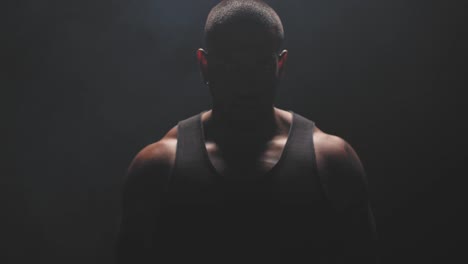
left=118, top=126, right=177, bottom=232
left=121, top=139, right=175, bottom=206
left=115, top=134, right=177, bottom=263
left=314, top=128, right=378, bottom=262
left=120, top=142, right=173, bottom=219
left=314, top=131, right=369, bottom=210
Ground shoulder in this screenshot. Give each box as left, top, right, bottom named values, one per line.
left=312, top=125, right=368, bottom=208
left=130, top=126, right=178, bottom=170
left=123, top=125, right=179, bottom=191
left=313, top=126, right=359, bottom=167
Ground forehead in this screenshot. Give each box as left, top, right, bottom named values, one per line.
left=209, top=47, right=276, bottom=63
left=207, top=27, right=278, bottom=60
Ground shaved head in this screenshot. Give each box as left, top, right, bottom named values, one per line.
left=197, top=0, right=288, bottom=123
left=204, top=0, right=284, bottom=53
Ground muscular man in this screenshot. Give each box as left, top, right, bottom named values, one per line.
left=115, top=1, right=378, bottom=263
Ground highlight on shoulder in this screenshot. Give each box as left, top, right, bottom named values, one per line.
left=313, top=126, right=350, bottom=159
left=312, top=124, right=366, bottom=179
left=126, top=125, right=178, bottom=176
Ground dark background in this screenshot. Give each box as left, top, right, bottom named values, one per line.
left=9, top=0, right=466, bottom=263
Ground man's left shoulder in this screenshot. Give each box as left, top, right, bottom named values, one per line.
left=312, top=126, right=369, bottom=207
left=313, top=126, right=360, bottom=166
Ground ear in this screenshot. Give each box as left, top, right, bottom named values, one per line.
left=196, top=48, right=209, bottom=84
left=277, top=49, right=288, bottom=78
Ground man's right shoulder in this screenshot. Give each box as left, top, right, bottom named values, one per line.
left=126, top=125, right=179, bottom=178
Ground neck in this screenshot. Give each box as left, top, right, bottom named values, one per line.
left=205, top=105, right=280, bottom=146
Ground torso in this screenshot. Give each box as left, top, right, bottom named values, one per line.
left=122, top=107, right=374, bottom=264
left=159, top=107, right=331, bottom=180
left=155, top=107, right=332, bottom=263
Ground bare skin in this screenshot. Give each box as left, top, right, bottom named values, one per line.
left=123, top=106, right=369, bottom=202
left=203, top=107, right=291, bottom=178
left=116, top=106, right=377, bottom=264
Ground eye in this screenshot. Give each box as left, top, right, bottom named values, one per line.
left=209, top=56, right=276, bottom=74
left=212, top=62, right=236, bottom=73
left=209, top=57, right=233, bottom=72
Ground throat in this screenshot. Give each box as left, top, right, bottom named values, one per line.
left=200, top=107, right=294, bottom=180
left=210, top=106, right=278, bottom=137
left=205, top=130, right=287, bottom=180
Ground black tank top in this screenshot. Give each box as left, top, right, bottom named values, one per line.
left=155, top=110, right=334, bottom=264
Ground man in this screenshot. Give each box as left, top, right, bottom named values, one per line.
left=115, top=0, right=378, bottom=263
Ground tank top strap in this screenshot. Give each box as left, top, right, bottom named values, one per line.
left=289, top=112, right=329, bottom=200
left=169, top=111, right=211, bottom=185
left=286, top=111, right=316, bottom=162
left=272, top=111, right=323, bottom=196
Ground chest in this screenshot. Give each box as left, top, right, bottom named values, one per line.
left=160, top=175, right=331, bottom=260
left=204, top=134, right=287, bottom=179
left=161, top=126, right=331, bottom=255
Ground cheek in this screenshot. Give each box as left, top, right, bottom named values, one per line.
left=210, top=83, right=234, bottom=101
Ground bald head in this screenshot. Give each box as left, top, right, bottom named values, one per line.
left=204, top=0, right=284, bottom=53
left=197, top=1, right=288, bottom=122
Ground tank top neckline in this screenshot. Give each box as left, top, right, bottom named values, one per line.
left=197, top=109, right=296, bottom=182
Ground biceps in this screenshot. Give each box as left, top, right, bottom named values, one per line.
left=344, top=200, right=377, bottom=241
left=115, top=200, right=160, bottom=264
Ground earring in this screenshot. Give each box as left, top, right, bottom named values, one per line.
left=205, top=81, right=209, bottom=86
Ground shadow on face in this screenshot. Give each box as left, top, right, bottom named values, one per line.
left=197, top=42, right=287, bottom=121
left=198, top=0, right=287, bottom=121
